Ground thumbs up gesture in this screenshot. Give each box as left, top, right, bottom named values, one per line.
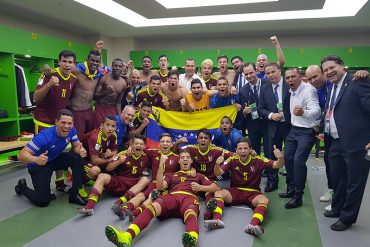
left=273, top=145, right=283, bottom=159
left=216, top=150, right=225, bottom=165
left=37, top=150, right=49, bottom=166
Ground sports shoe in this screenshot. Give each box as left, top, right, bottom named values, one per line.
left=204, top=219, right=224, bottom=230
left=150, top=189, right=160, bottom=201
left=105, top=225, right=131, bottom=247
left=112, top=204, right=126, bottom=220
left=56, top=181, right=71, bottom=192
left=126, top=209, right=135, bottom=222
left=320, top=188, right=333, bottom=202
left=15, top=178, right=27, bottom=195
left=325, top=204, right=332, bottom=211
left=79, top=186, right=88, bottom=198
left=77, top=207, right=94, bottom=216
left=203, top=198, right=217, bottom=220
left=244, top=224, right=264, bottom=236
left=182, top=232, right=198, bottom=247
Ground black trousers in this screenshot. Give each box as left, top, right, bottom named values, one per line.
left=324, top=134, right=333, bottom=189
left=329, top=138, right=370, bottom=224
left=23, top=152, right=84, bottom=207
left=248, top=121, right=269, bottom=157
left=284, top=126, right=316, bottom=196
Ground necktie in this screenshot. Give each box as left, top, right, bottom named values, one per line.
left=238, top=74, right=243, bottom=91
left=329, top=85, right=338, bottom=111
left=253, top=85, right=259, bottom=105
left=273, top=84, right=279, bottom=103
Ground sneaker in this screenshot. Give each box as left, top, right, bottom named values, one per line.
left=204, top=219, right=224, bottom=230
left=182, top=232, right=198, bottom=247
left=150, top=189, right=160, bottom=201
left=79, top=186, right=88, bottom=198
left=203, top=198, right=217, bottom=220
left=105, top=225, right=131, bottom=247
left=320, top=189, right=333, bottom=202
left=279, top=168, right=287, bottom=176
left=126, top=210, right=135, bottom=222
left=15, top=178, right=27, bottom=195
left=325, top=204, right=332, bottom=211
left=244, top=224, right=264, bottom=236
left=112, top=204, right=126, bottom=220
left=77, top=207, right=94, bottom=216
left=56, top=181, right=71, bottom=192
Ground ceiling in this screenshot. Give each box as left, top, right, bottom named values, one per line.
left=0, top=0, right=369, bottom=39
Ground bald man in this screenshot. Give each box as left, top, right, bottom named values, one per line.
left=256, top=36, right=285, bottom=79
left=127, top=69, right=146, bottom=106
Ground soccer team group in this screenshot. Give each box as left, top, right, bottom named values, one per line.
left=14, top=36, right=370, bottom=247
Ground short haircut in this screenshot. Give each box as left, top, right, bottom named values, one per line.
left=132, top=134, right=146, bottom=143
left=217, top=55, right=228, bottom=62
left=150, top=75, right=161, bottom=82
left=168, top=69, right=179, bottom=78
left=142, top=55, right=152, bottom=61
left=59, top=50, right=76, bottom=62
left=87, top=50, right=101, bottom=60
left=112, top=58, right=123, bottom=65
left=158, top=133, right=172, bottom=141
left=265, top=62, right=280, bottom=70
left=158, top=54, right=167, bottom=60
left=201, top=59, right=214, bottom=67
left=197, top=128, right=212, bottom=139
left=231, top=56, right=243, bottom=63
left=56, top=109, right=73, bottom=120
left=185, top=58, right=196, bottom=64
left=141, top=99, right=152, bottom=108
left=104, top=115, right=117, bottom=122
left=191, top=78, right=203, bottom=88
left=243, top=62, right=256, bottom=71
left=123, top=105, right=136, bottom=113
left=236, top=137, right=251, bottom=147
left=320, top=55, right=345, bottom=68
left=221, top=116, right=232, bottom=124
left=285, top=67, right=301, bottom=75
left=179, top=148, right=191, bottom=157
left=217, top=77, right=228, bottom=84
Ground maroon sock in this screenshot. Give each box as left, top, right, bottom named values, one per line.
left=132, top=204, right=146, bottom=217
left=127, top=205, right=156, bottom=239
left=85, top=187, right=101, bottom=209
left=184, top=212, right=199, bottom=235
left=124, top=191, right=135, bottom=201
left=250, top=203, right=268, bottom=226
left=213, top=198, right=225, bottom=220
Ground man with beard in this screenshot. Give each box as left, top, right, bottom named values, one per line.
left=161, top=70, right=188, bottom=111
left=201, top=59, right=218, bottom=90
left=135, top=75, right=169, bottom=109
left=212, top=55, right=236, bottom=84
left=140, top=56, right=159, bottom=85
left=94, top=58, right=128, bottom=126
left=125, top=69, right=146, bottom=107
left=182, top=79, right=216, bottom=112
left=210, top=77, right=241, bottom=111
left=231, top=56, right=247, bottom=92
left=213, top=116, right=243, bottom=152
left=256, top=36, right=285, bottom=79
left=179, top=58, right=206, bottom=89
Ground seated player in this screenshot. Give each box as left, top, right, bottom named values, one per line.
left=77, top=135, right=150, bottom=215
left=213, top=116, right=243, bottom=152
left=203, top=138, right=284, bottom=237
left=83, top=115, right=118, bottom=181
left=105, top=149, right=219, bottom=247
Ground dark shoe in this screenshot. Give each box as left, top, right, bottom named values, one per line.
left=278, top=188, right=295, bottom=198
left=15, top=178, right=27, bottom=195
left=50, top=194, right=57, bottom=200
left=324, top=210, right=339, bottom=218
left=264, top=184, right=278, bottom=193
left=69, top=194, right=87, bottom=206
left=330, top=220, right=352, bottom=231
left=284, top=197, right=302, bottom=209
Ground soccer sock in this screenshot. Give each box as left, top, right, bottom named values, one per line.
left=250, top=203, right=268, bottom=226
left=127, top=204, right=156, bottom=239
left=184, top=211, right=199, bottom=240
left=205, top=192, right=213, bottom=205
left=213, top=197, right=225, bottom=220
left=132, top=204, right=146, bottom=217
left=123, top=202, right=135, bottom=211
left=85, top=187, right=101, bottom=209
left=124, top=190, right=135, bottom=200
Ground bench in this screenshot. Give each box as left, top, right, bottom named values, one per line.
left=0, top=141, right=29, bottom=154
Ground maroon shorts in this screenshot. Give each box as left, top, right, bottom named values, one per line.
left=94, top=103, right=117, bottom=128
left=226, top=187, right=262, bottom=208
left=72, top=108, right=95, bottom=140
left=105, top=176, right=140, bottom=196
left=155, top=193, right=200, bottom=219
left=84, top=163, right=111, bottom=175
left=141, top=182, right=156, bottom=198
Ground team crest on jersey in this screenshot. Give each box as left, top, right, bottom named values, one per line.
left=169, top=159, right=173, bottom=165
left=250, top=166, right=255, bottom=172
left=107, top=141, right=110, bottom=146
left=194, top=156, right=198, bottom=160
left=65, top=138, right=70, bottom=143
left=208, top=156, right=213, bottom=162
left=235, top=166, right=240, bottom=171
left=155, top=157, right=159, bottom=160
left=228, top=140, right=232, bottom=145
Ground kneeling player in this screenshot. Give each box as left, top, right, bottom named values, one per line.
left=105, top=149, right=219, bottom=247
left=204, top=138, right=284, bottom=236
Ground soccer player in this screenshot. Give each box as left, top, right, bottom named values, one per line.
left=256, top=36, right=285, bottom=79
left=182, top=79, right=215, bottom=112
left=128, top=100, right=152, bottom=138
left=33, top=50, right=77, bottom=192
left=82, top=115, right=118, bottom=180
left=204, top=138, right=284, bottom=237
left=212, top=55, right=236, bottom=84
left=15, top=109, right=87, bottom=207
left=213, top=116, right=243, bottom=152
left=77, top=135, right=150, bottom=215
left=139, top=56, right=159, bottom=85
left=157, top=55, right=170, bottom=83
left=135, top=75, right=169, bottom=109
left=105, top=149, right=219, bottom=247
left=201, top=59, right=218, bottom=90
left=161, top=70, right=188, bottom=111
left=210, top=77, right=241, bottom=110
left=94, top=58, right=128, bottom=126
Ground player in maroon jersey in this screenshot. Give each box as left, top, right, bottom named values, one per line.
left=77, top=135, right=150, bottom=216
left=135, top=75, right=169, bottom=109
left=128, top=100, right=152, bottom=138
left=203, top=137, right=284, bottom=236
left=82, top=115, right=118, bottom=180
left=105, top=149, right=219, bottom=247
left=157, top=54, right=170, bottom=83
left=201, top=59, right=218, bottom=90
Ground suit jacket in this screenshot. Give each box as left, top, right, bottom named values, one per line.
left=258, top=78, right=291, bottom=138
left=239, top=78, right=268, bottom=133
left=324, top=74, right=370, bottom=152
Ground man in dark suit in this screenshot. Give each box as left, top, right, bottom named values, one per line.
left=258, top=62, right=291, bottom=192
left=240, top=63, right=269, bottom=156
left=321, top=55, right=370, bottom=231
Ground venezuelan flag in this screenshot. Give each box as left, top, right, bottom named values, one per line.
left=146, top=105, right=238, bottom=148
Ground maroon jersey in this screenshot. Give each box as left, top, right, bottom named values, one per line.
left=221, top=155, right=274, bottom=191
left=164, top=171, right=213, bottom=197
left=203, top=75, right=218, bottom=90
left=130, top=112, right=147, bottom=137
left=145, top=149, right=179, bottom=181
left=114, top=150, right=150, bottom=177
left=34, top=68, right=76, bottom=124
left=135, top=87, right=166, bottom=109
left=158, top=70, right=168, bottom=83
left=83, top=128, right=118, bottom=160
left=185, top=145, right=232, bottom=179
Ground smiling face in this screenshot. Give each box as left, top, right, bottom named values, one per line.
left=101, top=118, right=117, bottom=138
left=58, top=56, right=75, bottom=77
left=321, top=60, right=346, bottom=84
left=285, top=69, right=302, bottom=91
left=216, top=78, right=229, bottom=97
left=243, top=65, right=257, bottom=84
left=306, top=66, right=326, bottom=89
left=55, top=115, right=73, bottom=137
left=87, top=54, right=101, bottom=73
left=179, top=150, right=193, bottom=171
left=111, top=60, right=123, bottom=79
left=121, top=107, right=135, bottom=125
left=236, top=141, right=251, bottom=162
left=265, top=65, right=282, bottom=84
left=197, top=132, right=211, bottom=151
left=218, top=57, right=228, bottom=73
left=159, top=136, right=173, bottom=154
left=185, top=60, right=196, bottom=77
left=131, top=138, right=145, bottom=156
left=256, top=54, right=268, bottom=73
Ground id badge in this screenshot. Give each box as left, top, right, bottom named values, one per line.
left=250, top=103, right=259, bottom=120
left=324, top=111, right=331, bottom=134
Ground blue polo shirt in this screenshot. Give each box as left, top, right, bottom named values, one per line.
left=213, top=128, right=243, bottom=152
left=26, top=126, right=78, bottom=168
left=210, top=93, right=240, bottom=109
left=116, top=115, right=128, bottom=145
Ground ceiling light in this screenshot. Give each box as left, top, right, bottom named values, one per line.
left=155, top=0, right=278, bottom=9
left=74, top=0, right=368, bottom=27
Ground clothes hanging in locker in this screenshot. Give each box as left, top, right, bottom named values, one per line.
left=15, top=63, right=32, bottom=107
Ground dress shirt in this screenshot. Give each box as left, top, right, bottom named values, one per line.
left=268, top=77, right=284, bottom=120
left=328, top=73, right=346, bottom=139
left=179, top=73, right=206, bottom=90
